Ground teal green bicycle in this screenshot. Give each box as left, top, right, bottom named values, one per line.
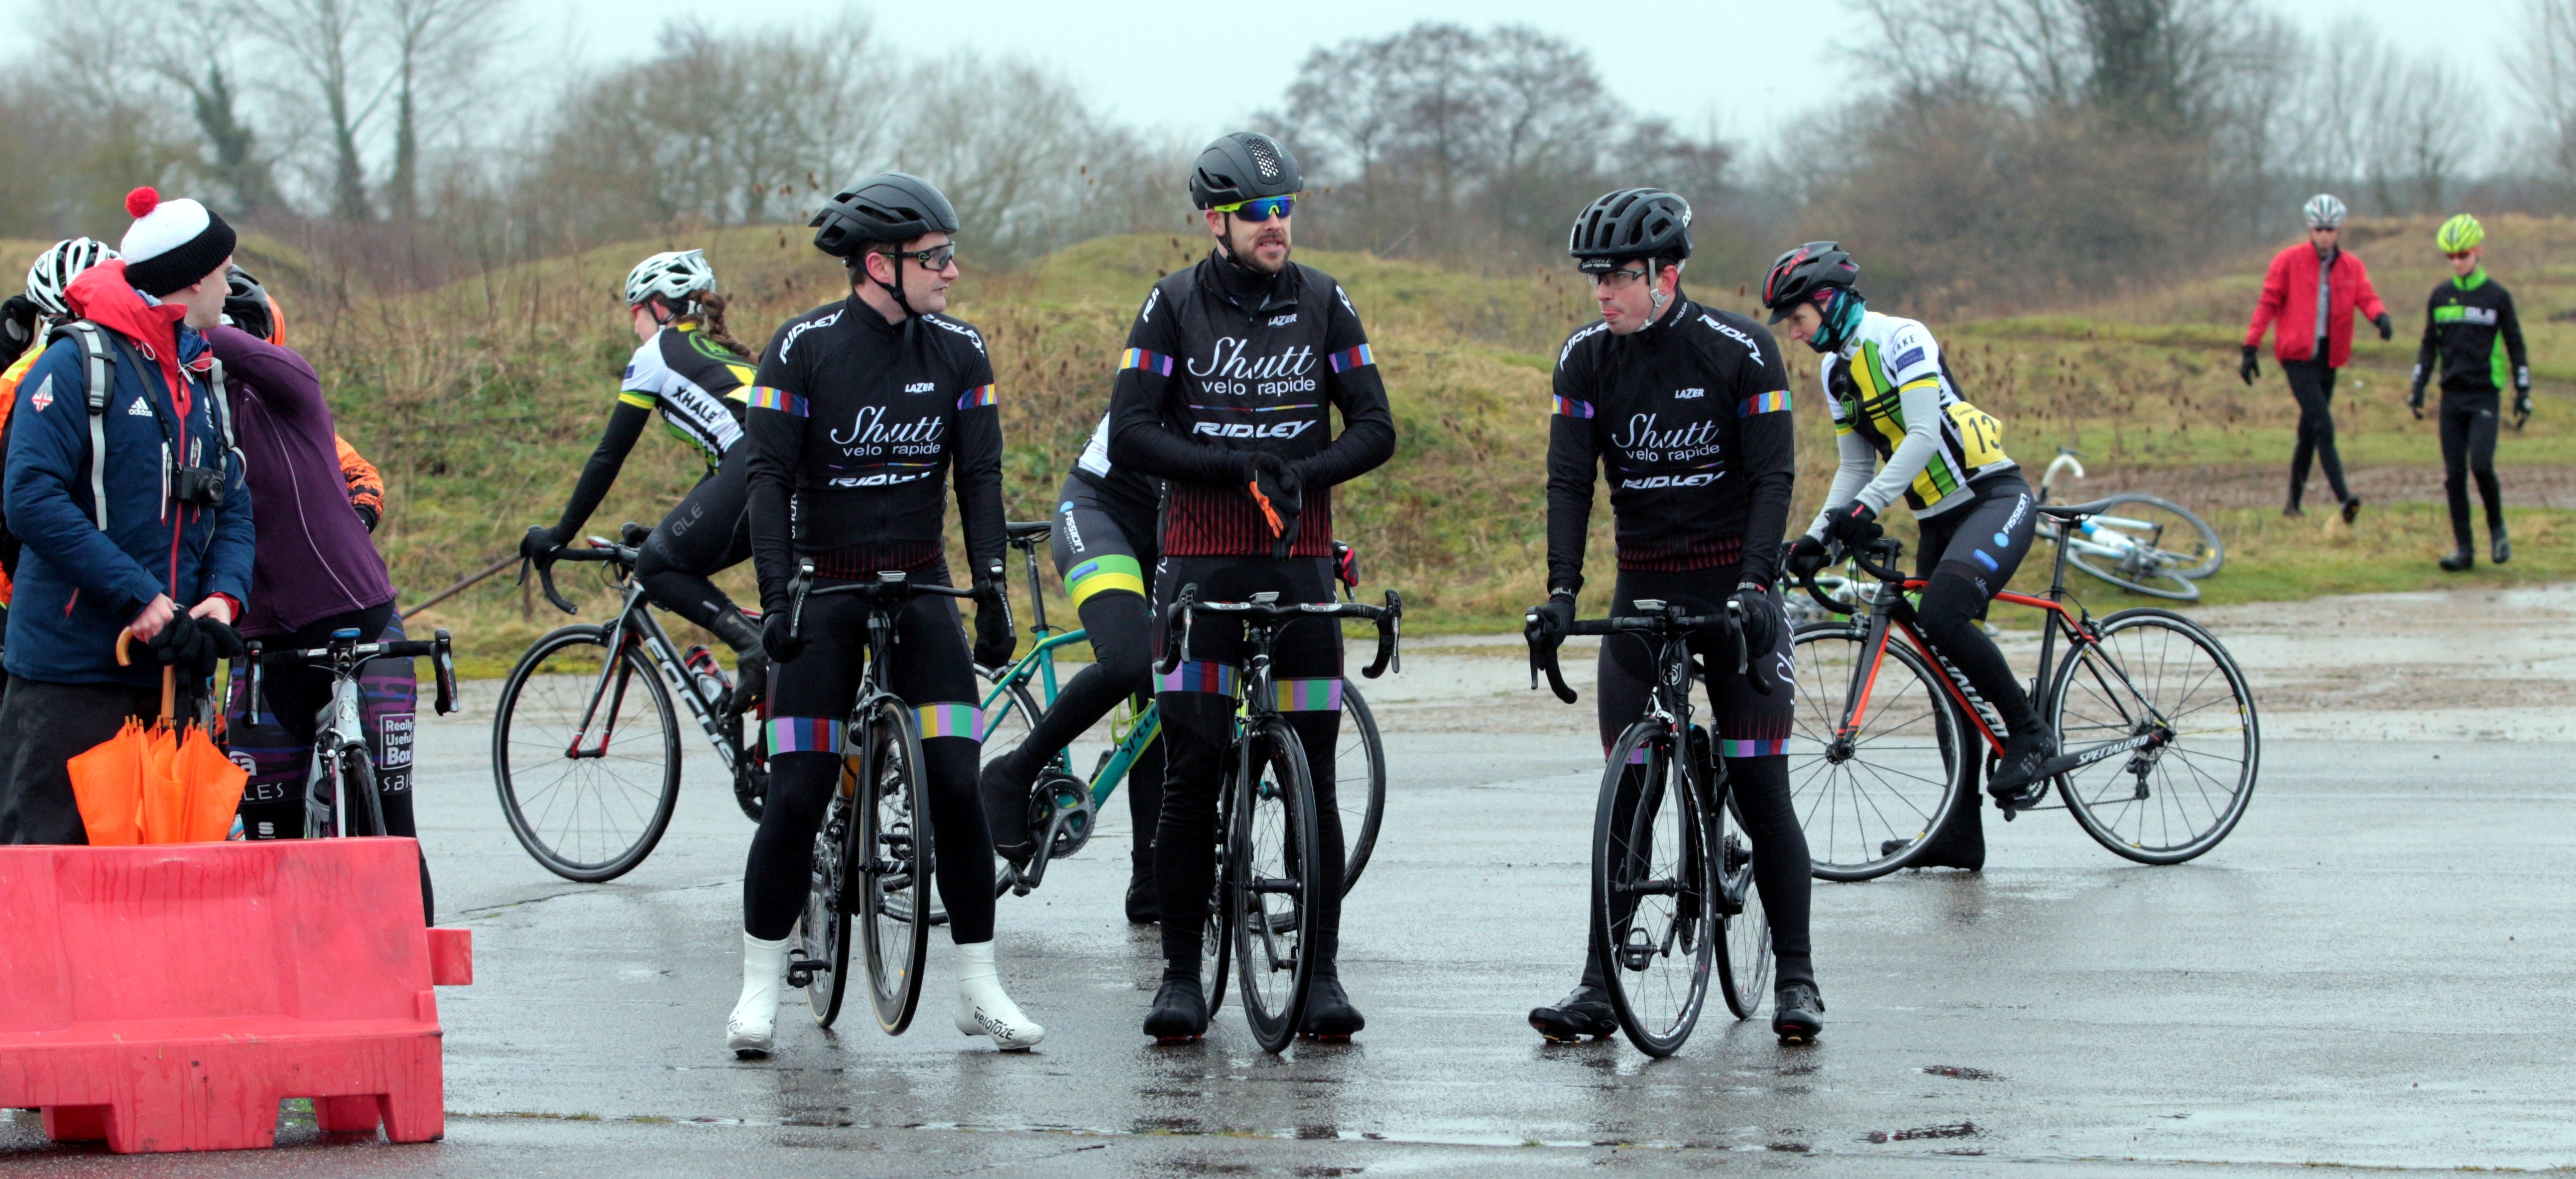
left=976, top=522, right=1388, bottom=899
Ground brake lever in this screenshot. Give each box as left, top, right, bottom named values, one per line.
left=788, top=559, right=815, bottom=645
left=1361, top=590, right=1402, bottom=679
left=1154, top=586, right=1196, bottom=676
left=244, top=639, right=264, bottom=719
left=537, top=557, right=577, bottom=615
left=1523, top=617, right=1579, bottom=704
left=431, top=628, right=459, bottom=716
left=1727, top=599, right=1772, bottom=697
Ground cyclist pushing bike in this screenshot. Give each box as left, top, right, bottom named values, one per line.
left=725, top=172, right=1040, bottom=1057
left=1524, top=189, right=1821, bottom=1045
left=520, top=249, right=767, bottom=711
left=978, top=408, right=1167, bottom=924
left=1107, top=132, right=1396, bottom=1043
left=1766, top=243, right=2054, bottom=815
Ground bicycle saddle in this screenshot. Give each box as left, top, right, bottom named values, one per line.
left=2035, top=498, right=2122, bottom=519
left=1004, top=520, right=1052, bottom=544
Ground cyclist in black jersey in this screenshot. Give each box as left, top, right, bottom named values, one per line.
left=1107, top=132, right=1396, bottom=1043
left=520, top=249, right=767, bottom=709
left=978, top=410, right=1167, bottom=924
left=2413, top=214, right=2530, bottom=571
left=1765, top=243, right=2052, bottom=814
left=1522, top=188, right=1820, bottom=1044
left=723, top=173, right=1039, bottom=1057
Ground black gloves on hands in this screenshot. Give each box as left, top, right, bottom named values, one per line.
left=355, top=503, right=380, bottom=533
left=973, top=580, right=1017, bottom=671
left=1526, top=590, right=1577, bottom=644
left=2375, top=312, right=2395, bottom=342
left=760, top=610, right=806, bottom=666
left=1733, top=583, right=1783, bottom=665
left=0, top=294, right=39, bottom=368
left=2238, top=345, right=2260, bottom=385
left=147, top=612, right=244, bottom=677
left=1824, top=501, right=1882, bottom=550
left=1785, top=534, right=1831, bottom=582
left=1246, top=452, right=1304, bottom=556
left=520, top=524, right=563, bottom=563
left=2408, top=385, right=2426, bottom=420
left=2515, top=390, right=2534, bottom=430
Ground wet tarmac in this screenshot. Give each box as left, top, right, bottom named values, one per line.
left=6, top=666, right=2573, bottom=1174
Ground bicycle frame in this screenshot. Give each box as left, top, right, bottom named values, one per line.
left=561, top=564, right=743, bottom=775
left=979, top=532, right=1163, bottom=810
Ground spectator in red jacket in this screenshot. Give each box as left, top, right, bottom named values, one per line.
left=2241, top=194, right=2394, bottom=521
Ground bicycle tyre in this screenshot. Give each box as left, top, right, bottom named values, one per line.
left=798, top=788, right=854, bottom=1029
left=1593, top=719, right=1714, bottom=1058
left=1785, top=624, right=1972, bottom=881
left=2095, top=492, right=2223, bottom=580
left=1232, top=716, right=1320, bottom=1054
left=1712, top=782, right=1771, bottom=1020
left=1205, top=772, right=1233, bottom=1016
left=978, top=666, right=1044, bottom=776
left=2047, top=608, right=2259, bottom=864
left=2062, top=493, right=2212, bottom=599
left=1336, top=682, right=1388, bottom=894
left=492, top=624, right=681, bottom=882
left=859, top=697, right=933, bottom=1034
left=342, top=743, right=386, bottom=837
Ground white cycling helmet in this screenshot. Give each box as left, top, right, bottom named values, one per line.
left=26, top=237, right=119, bottom=317
left=2303, top=194, right=2347, bottom=229
left=622, top=248, right=716, bottom=308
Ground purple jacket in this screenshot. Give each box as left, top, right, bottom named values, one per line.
left=207, top=327, right=395, bottom=638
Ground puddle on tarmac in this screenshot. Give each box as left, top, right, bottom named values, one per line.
left=1921, top=1065, right=2005, bottom=1080
left=1865, top=1121, right=1978, bottom=1143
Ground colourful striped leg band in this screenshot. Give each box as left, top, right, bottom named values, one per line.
left=767, top=716, right=845, bottom=754
left=1157, top=660, right=1238, bottom=696
left=916, top=703, right=984, bottom=742
left=1272, top=677, right=1344, bottom=712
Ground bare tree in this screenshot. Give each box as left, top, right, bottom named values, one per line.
left=2509, top=0, right=2576, bottom=182
left=244, top=0, right=380, bottom=220
left=382, top=0, right=511, bottom=222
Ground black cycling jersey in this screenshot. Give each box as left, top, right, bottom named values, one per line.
left=1106, top=251, right=1396, bottom=557
left=1546, top=290, right=1797, bottom=593
left=551, top=323, right=753, bottom=539
left=743, top=297, right=1003, bottom=612
left=2414, top=269, right=2530, bottom=396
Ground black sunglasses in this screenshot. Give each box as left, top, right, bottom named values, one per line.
left=883, top=243, right=957, bottom=271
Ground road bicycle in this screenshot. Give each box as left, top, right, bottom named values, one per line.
left=1785, top=504, right=2260, bottom=881
left=245, top=624, right=460, bottom=839
left=772, top=562, right=982, bottom=1034
left=490, top=524, right=767, bottom=882
left=976, top=524, right=1388, bottom=899
left=1153, top=583, right=1402, bottom=1054
left=1524, top=599, right=1772, bottom=1057
left=2035, top=448, right=2225, bottom=601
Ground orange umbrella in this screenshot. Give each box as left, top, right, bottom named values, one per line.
left=68, top=631, right=247, bottom=845
left=65, top=717, right=145, bottom=846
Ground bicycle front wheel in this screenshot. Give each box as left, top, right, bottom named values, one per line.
left=1594, top=720, right=1714, bottom=1057
left=859, top=698, right=933, bottom=1034
left=492, top=624, right=681, bottom=882
left=1712, top=779, right=1771, bottom=1020
left=1335, top=683, right=1387, bottom=894
left=1232, top=716, right=1321, bottom=1054
left=1786, top=625, right=1970, bottom=880
left=2047, top=608, right=2260, bottom=864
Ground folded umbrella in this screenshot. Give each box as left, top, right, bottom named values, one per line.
left=65, top=717, right=146, bottom=846
left=176, top=723, right=247, bottom=842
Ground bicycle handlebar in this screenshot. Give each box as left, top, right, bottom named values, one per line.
left=785, top=560, right=981, bottom=644
left=1845, top=537, right=1908, bottom=586
left=1152, top=585, right=1405, bottom=681
left=245, top=628, right=459, bottom=717
left=1523, top=600, right=1769, bottom=704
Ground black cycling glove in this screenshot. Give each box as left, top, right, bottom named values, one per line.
left=2408, top=385, right=2426, bottom=420
left=1785, top=535, right=1830, bottom=582
left=2374, top=312, right=2395, bottom=342
left=520, top=524, right=563, bottom=563
left=972, top=579, right=1016, bottom=671
left=2238, top=345, right=2260, bottom=386
left=760, top=610, right=806, bottom=666
left=1824, top=501, right=1882, bottom=550
left=1246, top=452, right=1303, bottom=558
left=1733, top=583, right=1784, bottom=667
left=1526, top=590, right=1577, bottom=644
left=2515, top=390, right=2534, bottom=430
left=355, top=503, right=380, bottom=533
left=146, top=613, right=207, bottom=669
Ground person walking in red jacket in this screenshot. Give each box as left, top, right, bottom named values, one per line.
left=2241, top=194, right=2394, bottom=521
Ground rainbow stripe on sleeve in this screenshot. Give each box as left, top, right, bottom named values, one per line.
left=1737, top=389, right=1791, bottom=417
left=746, top=386, right=808, bottom=417
left=1121, top=348, right=1176, bottom=376
left=956, top=384, right=996, bottom=410
left=1328, top=344, right=1375, bottom=372
left=1552, top=395, right=1595, bottom=418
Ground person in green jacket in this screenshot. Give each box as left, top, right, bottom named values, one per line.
left=2410, top=214, right=2531, bottom=571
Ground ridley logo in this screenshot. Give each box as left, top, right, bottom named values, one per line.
left=1194, top=420, right=1315, bottom=440
left=1620, top=472, right=1719, bottom=489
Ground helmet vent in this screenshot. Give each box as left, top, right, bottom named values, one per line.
left=1248, top=139, right=1282, bottom=180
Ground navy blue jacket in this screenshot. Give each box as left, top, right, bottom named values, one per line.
left=4, top=312, right=254, bottom=687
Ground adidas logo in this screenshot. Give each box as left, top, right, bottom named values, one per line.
left=125, top=398, right=152, bottom=417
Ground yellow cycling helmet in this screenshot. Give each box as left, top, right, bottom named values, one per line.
left=2436, top=213, right=2484, bottom=254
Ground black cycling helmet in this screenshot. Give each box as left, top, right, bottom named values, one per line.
left=1759, top=241, right=1861, bottom=324
left=1567, top=188, right=1692, bottom=271
left=1189, top=132, right=1302, bottom=210
left=223, top=264, right=281, bottom=345
left=809, top=172, right=960, bottom=258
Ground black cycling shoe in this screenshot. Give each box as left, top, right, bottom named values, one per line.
left=2281, top=504, right=2304, bottom=518
left=1772, top=983, right=1825, bottom=1044
left=2494, top=530, right=2512, bottom=565
left=1986, top=724, right=2057, bottom=814
left=2340, top=496, right=2363, bottom=524
left=1124, top=870, right=1158, bottom=925
left=2440, top=547, right=2474, bottom=573
left=1143, top=977, right=1209, bottom=1043
left=1301, top=974, right=1365, bottom=1040
left=1529, top=985, right=1619, bottom=1042
left=978, top=752, right=1040, bottom=866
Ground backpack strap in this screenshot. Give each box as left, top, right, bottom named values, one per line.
left=42, top=320, right=117, bottom=530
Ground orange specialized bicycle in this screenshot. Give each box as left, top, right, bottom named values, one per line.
left=1785, top=498, right=2260, bottom=880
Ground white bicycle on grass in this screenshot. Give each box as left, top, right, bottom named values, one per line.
left=2035, top=449, right=2224, bottom=601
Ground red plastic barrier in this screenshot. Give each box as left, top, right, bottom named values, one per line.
left=0, top=838, right=470, bottom=1153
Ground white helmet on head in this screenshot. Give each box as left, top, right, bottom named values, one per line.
left=2303, top=194, right=2347, bottom=229
left=26, top=237, right=119, bottom=317
left=622, top=248, right=716, bottom=309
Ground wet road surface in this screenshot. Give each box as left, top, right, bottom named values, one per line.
left=6, top=675, right=2572, bottom=1174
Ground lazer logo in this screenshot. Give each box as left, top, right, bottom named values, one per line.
left=829, top=470, right=935, bottom=487
left=903, top=381, right=936, bottom=393
left=1268, top=313, right=1299, bottom=328
left=778, top=309, right=842, bottom=357
left=1193, top=420, right=1316, bottom=440
left=1620, top=472, right=1718, bottom=489
left=1674, top=387, right=1705, bottom=400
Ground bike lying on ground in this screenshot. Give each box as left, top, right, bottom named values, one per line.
left=1526, top=599, right=1772, bottom=1058
left=491, top=525, right=767, bottom=883
left=2035, top=448, right=2225, bottom=601
left=976, top=523, right=1388, bottom=900
left=246, top=625, right=460, bottom=838
left=1154, top=583, right=1402, bottom=1055
left=1786, top=505, right=2260, bottom=881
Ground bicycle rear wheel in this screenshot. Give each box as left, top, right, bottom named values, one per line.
left=2063, top=493, right=2214, bottom=599
left=1786, top=625, right=1970, bottom=880
left=1335, top=683, right=1387, bottom=893
left=797, top=789, right=854, bottom=1028
left=1204, top=773, right=1233, bottom=1015
left=1593, top=720, right=1715, bottom=1058
left=2047, top=608, right=2259, bottom=864
left=1712, top=778, right=1771, bottom=1020
left=1231, top=716, right=1320, bottom=1054
left=858, top=698, right=933, bottom=1033
left=978, top=667, right=1042, bottom=775
left=492, top=624, right=681, bottom=882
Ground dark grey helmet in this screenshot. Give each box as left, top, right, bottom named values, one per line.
left=810, top=172, right=960, bottom=257
left=1568, top=188, right=1692, bottom=268
left=1189, top=132, right=1302, bottom=209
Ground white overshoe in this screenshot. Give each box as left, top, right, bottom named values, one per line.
left=953, top=940, right=1045, bottom=1050
left=726, top=933, right=788, bottom=1058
